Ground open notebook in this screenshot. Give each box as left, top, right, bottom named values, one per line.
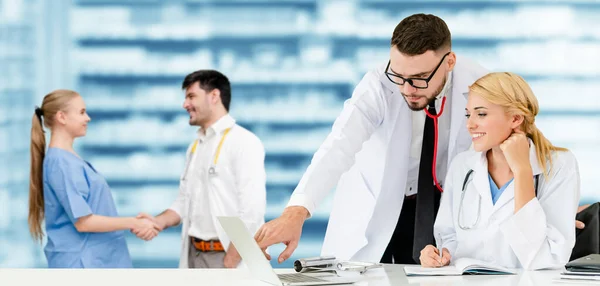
left=404, top=258, right=516, bottom=276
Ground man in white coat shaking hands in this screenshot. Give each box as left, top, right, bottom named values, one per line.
left=254, top=13, right=488, bottom=264
left=136, top=70, right=267, bottom=268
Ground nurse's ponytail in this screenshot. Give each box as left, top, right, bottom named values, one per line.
left=29, top=90, right=79, bottom=242
left=29, top=107, right=46, bottom=243
left=469, top=72, right=567, bottom=177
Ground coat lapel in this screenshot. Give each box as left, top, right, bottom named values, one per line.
left=491, top=139, right=543, bottom=213
left=357, top=66, right=415, bottom=262
left=447, top=57, right=477, bottom=167
left=379, top=67, right=399, bottom=94
left=471, top=152, right=494, bottom=208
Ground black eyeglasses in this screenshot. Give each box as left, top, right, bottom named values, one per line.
left=385, top=52, right=451, bottom=89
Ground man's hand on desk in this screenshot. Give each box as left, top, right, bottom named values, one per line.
left=254, top=206, right=309, bottom=263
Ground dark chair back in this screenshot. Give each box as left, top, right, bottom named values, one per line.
left=571, top=202, right=600, bottom=261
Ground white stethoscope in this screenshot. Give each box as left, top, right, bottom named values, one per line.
left=181, top=128, right=231, bottom=181
left=458, top=169, right=540, bottom=230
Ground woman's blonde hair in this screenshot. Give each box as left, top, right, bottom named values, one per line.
left=468, top=72, right=567, bottom=176
left=29, top=89, right=80, bottom=242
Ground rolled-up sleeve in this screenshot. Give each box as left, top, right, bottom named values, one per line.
left=499, top=152, right=580, bottom=270
left=47, top=163, right=93, bottom=224
left=169, top=185, right=187, bottom=221
left=169, top=142, right=195, bottom=220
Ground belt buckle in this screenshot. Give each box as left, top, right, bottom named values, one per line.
left=192, top=238, right=221, bottom=252
left=194, top=238, right=206, bottom=252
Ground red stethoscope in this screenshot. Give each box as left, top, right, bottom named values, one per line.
left=424, top=96, right=447, bottom=193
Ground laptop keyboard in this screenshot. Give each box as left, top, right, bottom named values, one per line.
left=278, top=273, right=329, bottom=283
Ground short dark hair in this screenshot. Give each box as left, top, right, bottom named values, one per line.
left=391, top=13, right=451, bottom=56
left=182, top=70, right=231, bottom=111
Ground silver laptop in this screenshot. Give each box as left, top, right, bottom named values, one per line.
left=217, top=216, right=358, bottom=286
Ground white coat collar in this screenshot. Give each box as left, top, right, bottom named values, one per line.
left=377, top=62, right=398, bottom=94
left=447, top=55, right=480, bottom=151
left=468, top=138, right=542, bottom=211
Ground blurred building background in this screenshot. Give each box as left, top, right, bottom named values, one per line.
left=1, top=0, right=599, bottom=268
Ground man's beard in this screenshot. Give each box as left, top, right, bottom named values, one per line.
left=189, top=113, right=203, bottom=126
left=402, top=76, right=447, bottom=111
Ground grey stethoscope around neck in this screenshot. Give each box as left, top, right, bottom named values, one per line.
left=458, top=169, right=540, bottom=230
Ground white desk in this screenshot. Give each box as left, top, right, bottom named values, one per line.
left=0, top=264, right=591, bottom=286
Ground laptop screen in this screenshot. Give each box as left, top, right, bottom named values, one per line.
left=217, top=216, right=282, bottom=286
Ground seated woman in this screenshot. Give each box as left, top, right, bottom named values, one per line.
left=419, top=72, right=580, bottom=270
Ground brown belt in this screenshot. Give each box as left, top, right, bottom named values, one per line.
left=191, top=237, right=224, bottom=252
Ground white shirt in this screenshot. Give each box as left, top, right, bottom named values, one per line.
left=406, top=71, right=453, bottom=196
left=169, top=114, right=267, bottom=241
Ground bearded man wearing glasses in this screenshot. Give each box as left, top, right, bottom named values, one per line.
left=256, top=13, right=487, bottom=265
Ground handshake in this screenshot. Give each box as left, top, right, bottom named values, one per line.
left=130, top=213, right=164, bottom=241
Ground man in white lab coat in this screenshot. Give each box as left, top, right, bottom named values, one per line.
left=135, top=70, right=267, bottom=268
left=254, top=13, right=488, bottom=264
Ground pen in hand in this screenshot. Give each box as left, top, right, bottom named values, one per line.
left=437, top=232, right=443, bottom=266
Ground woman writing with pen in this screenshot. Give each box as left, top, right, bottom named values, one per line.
left=419, top=72, right=580, bottom=270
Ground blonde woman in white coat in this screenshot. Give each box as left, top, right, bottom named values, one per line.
left=420, top=72, right=580, bottom=270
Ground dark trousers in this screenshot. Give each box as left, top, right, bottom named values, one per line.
left=380, top=197, right=418, bottom=264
